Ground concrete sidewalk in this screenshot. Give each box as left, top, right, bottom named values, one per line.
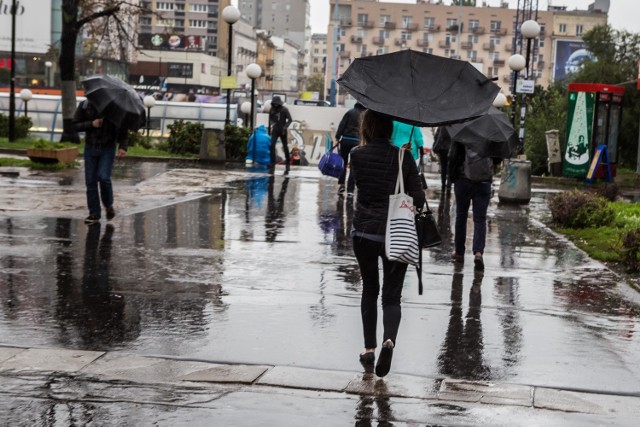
left=1, top=345, right=639, bottom=425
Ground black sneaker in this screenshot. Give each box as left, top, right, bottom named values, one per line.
left=106, top=206, right=116, bottom=220
left=337, top=185, right=346, bottom=196
left=474, top=252, right=484, bottom=270
left=84, top=214, right=100, bottom=224
left=375, top=340, right=394, bottom=378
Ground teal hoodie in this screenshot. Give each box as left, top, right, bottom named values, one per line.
left=391, top=121, right=424, bottom=161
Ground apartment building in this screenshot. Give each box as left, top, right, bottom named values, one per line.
left=310, top=34, right=328, bottom=76
left=327, top=0, right=607, bottom=99
left=139, top=0, right=231, bottom=57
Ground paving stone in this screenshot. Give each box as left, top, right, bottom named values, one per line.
left=437, top=391, right=483, bottom=403
left=534, top=387, right=606, bottom=414
left=440, top=379, right=533, bottom=407
left=0, top=348, right=104, bottom=372
left=257, top=366, right=356, bottom=392
left=179, top=364, right=270, bottom=384
left=0, top=347, right=26, bottom=365
left=81, top=353, right=219, bottom=384
left=346, top=373, right=440, bottom=400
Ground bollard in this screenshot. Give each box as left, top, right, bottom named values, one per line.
left=498, top=158, right=532, bottom=204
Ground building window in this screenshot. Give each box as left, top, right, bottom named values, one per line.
left=468, top=19, right=479, bottom=29
left=189, top=4, right=208, bottom=13
left=402, top=16, right=413, bottom=28
left=401, top=31, right=411, bottom=41
left=444, top=48, right=456, bottom=58
left=379, top=30, right=389, bottom=39
left=490, top=52, right=500, bottom=60
left=490, top=20, right=501, bottom=31
left=360, top=45, right=368, bottom=55
left=156, top=2, right=174, bottom=11
left=488, top=67, right=498, bottom=77
left=576, top=24, right=583, bottom=35
left=468, top=50, right=477, bottom=60
left=140, top=17, right=151, bottom=25
left=175, top=19, right=183, bottom=27
left=380, top=15, right=390, bottom=25
left=446, top=18, right=458, bottom=30
left=468, top=34, right=478, bottom=44
left=424, top=17, right=435, bottom=29
left=189, top=20, right=207, bottom=28
left=157, top=19, right=174, bottom=27
left=445, top=34, right=457, bottom=45
left=357, top=13, right=368, bottom=25
left=424, top=48, right=433, bottom=54
left=357, top=29, right=367, bottom=38
left=559, top=23, right=567, bottom=33
left=489, top=36, right=500, bottom=46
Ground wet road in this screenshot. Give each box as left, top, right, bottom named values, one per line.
left=1, top=161, right=639, bottom=397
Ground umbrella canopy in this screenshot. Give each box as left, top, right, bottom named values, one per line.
left=81, top=75, right=145, bottom=131
left=337, top=50, right=500, bottom=127
left=446, top=107, right=518, bottom=159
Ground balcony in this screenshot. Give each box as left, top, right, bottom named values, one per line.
left=350, top=35, right=363, bottom=44
left=417, top=39, right=430, bottom=47
left=423, top=24, right=441, bottom=32
left=438, top=41, right=451, bottom=49
left=490, top=27, right=508, bottom=35
left=373, top=37, right=386, bottom=45
left=537, top=61, right=545, bottom=70
left=460, top=41, right=473, bottom=50
left=359, top=21, right=374, bottom=29
left=339, top=50, right=351, bottom=59
left=384, top=21, right=396, bottom=30
left=493, top=59, right=505, bottom=67
left=446, top=25, right=459, bottom=32
left=266, top=59, right=275, bottom=66
left=505, top=44, right=513, bottom=52
left=402, top=23, right=419, bottom=31
left=482, top=42, right=497, bottom=51
left=470, top=26, right=485, bottom=35
left=395, top=38, right=410, bottom=46
left=339, top=19, right=352, bottom=27
left=265, top=75, right=273, bottom=81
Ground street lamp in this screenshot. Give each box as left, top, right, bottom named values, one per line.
left=19, top=89, right=32, bottom=117
left=143, top=95, right=156, bottom=138
left=246, top=63, right=262, bottom=130
left=240, top=102, right=251, bottom=128
left=507, top=54, right=525, bottom=126
left=222, top=5, right=240, bottom=126
left=493, top=93, right=507, bottom=108
left=44, top=61, right=52, bottom=87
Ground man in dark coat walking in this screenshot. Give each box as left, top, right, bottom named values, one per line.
left=268, top=96, right=293, bottom=168
left=335, top=102, right=365, bottom=196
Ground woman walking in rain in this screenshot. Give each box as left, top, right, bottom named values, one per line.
left=349, top=110, right=425, bottom=377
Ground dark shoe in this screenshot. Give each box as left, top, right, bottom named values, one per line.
left=359, top=352, right=375, bottom=373
left=451, top=252, right=464, bottom=263
left=106, top=206, right=116, bottom=220
left=375, top=341, right=394, bottom=378
left=337, top=185, right=346, bottom=196
left=474, top=252, right=484, bottom=270
left=84, top=214, right=100, bottom=224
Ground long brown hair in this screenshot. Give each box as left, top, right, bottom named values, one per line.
left=360, top=109, right=393, bottom=144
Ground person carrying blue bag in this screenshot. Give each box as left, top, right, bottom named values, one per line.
left=335, top=102, right=365, bottom=196
left=245, top=125, right=271, bottom=165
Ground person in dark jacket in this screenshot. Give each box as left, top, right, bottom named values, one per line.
left=350, top=109, right=426, bottom=378
left=448, top=139, right=500, bottom=270
left=268, top=96, right=293, bottom=168
left=433, top=127, right=452, bottom=193
left=335, top=102, right=365, bottom=196
left=73, top=99, right=128, bottom=224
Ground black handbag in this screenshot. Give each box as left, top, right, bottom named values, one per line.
left=414, top=199, right=442, bottom=295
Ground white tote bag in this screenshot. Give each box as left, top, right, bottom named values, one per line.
left=385, top=149, right=420, bottom=265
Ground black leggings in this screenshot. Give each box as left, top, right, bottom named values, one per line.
left=270, top=131, right=290, bottom=165
left=353, top=236, right=408, bottom=349
left=338, top=139, right=358, bottom=192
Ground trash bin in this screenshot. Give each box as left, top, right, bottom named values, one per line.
left=498, top=158, right=532, bottom=204
left=545, top=130, right=562, bottom=177
left=199, top=128, right=226, bottom=161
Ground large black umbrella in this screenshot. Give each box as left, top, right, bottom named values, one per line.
left=81, top=75, right=145, bottom=131
left=446, top=107, right=518, bottom=159
left=337, top=50, right=500, bottom=127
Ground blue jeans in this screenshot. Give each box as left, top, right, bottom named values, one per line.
left=84, top=144, right=116, bottom=218
left=453, top=178, right=491, bottom=256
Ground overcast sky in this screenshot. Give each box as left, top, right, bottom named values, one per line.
left=310, top=0, right=639, bottom=34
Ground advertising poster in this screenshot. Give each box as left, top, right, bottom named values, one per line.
left=553, top=40, right=594, bottom=81
left=563, top=91, right=595, bottom=177
left=0, top=1, right=51, bottom=53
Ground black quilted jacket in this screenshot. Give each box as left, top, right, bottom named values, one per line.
left=350, top=138, right=426, bottom=235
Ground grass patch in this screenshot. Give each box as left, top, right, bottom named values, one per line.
left=0, top=137, right=39, bottom=150
left=558, top=227, right=623, bottom=262
left=0, top=157, right=78, bottom=170
left=126, top=144, right=195, bottom=158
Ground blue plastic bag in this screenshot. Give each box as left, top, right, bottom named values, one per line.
left=246, top=125, right=271, bottom=165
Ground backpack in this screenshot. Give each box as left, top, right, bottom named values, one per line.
left=463, top=147, right=493, bottom=182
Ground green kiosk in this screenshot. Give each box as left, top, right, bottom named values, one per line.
left=563, top=83, right=624, bottom=181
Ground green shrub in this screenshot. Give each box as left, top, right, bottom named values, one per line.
left=224, top=124, right=251, bottom=160
left=30, top=139, right=76, bottom=150
left=588, top=183, right=619, bottom=202
left=127, top=130, right=152, bottom=149
left=549, top=190, right=615, bottom=228
left=167, top=120, right=203, bottom=155
left=0, top=113, right=33, bottom=139
left=621, top=228, right=640, bottom=272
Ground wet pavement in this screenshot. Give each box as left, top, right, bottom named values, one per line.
left=1, top=158, right=640, bottom=425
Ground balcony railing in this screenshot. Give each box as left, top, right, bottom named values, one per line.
left=340, top=19, right=352, bottom=27
left=482, top=42, right=497, bottom=51
left=402, top=23, right=419, bottom=31
left=384, top=21, right=396, bottom=30
left=470, top=26, right=485, bottom=35
left=493, top=59, right=505, bottom=67
left=395, top=38, right=410, bottom=46
left=490, top=27, right=507, bottom=35
left=351, top=35, right=363, bottom=44
left=339, top=50, right=351, bottom=58
left=460, top=41, right=473, bottom=50
left=359, top=21, right=374, bottom=29
left=537, top=61, right=545, bottom=70
left=417, top=39, right=430, bottom=47
left=423, top=24, right=441, bottom=32
left=372, top=37, right=386, bottom=45
left=446, top=25, right=459, bottom=32
left=438, top=41, right=451, bottom=49
left=266, top=59, right=275, bottom=66
left=505, top=44, right=513, bottom=52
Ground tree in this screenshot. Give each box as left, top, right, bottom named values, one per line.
left=59, top=1, right=150, bottom=142
left=451, top=0, right=476, bottom=6
left=571, top=25, right=640, bottom=169
left=306, top=73, right=325, bottom=98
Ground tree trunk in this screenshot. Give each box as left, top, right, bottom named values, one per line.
left=59, top=0, right=80, bottom=143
